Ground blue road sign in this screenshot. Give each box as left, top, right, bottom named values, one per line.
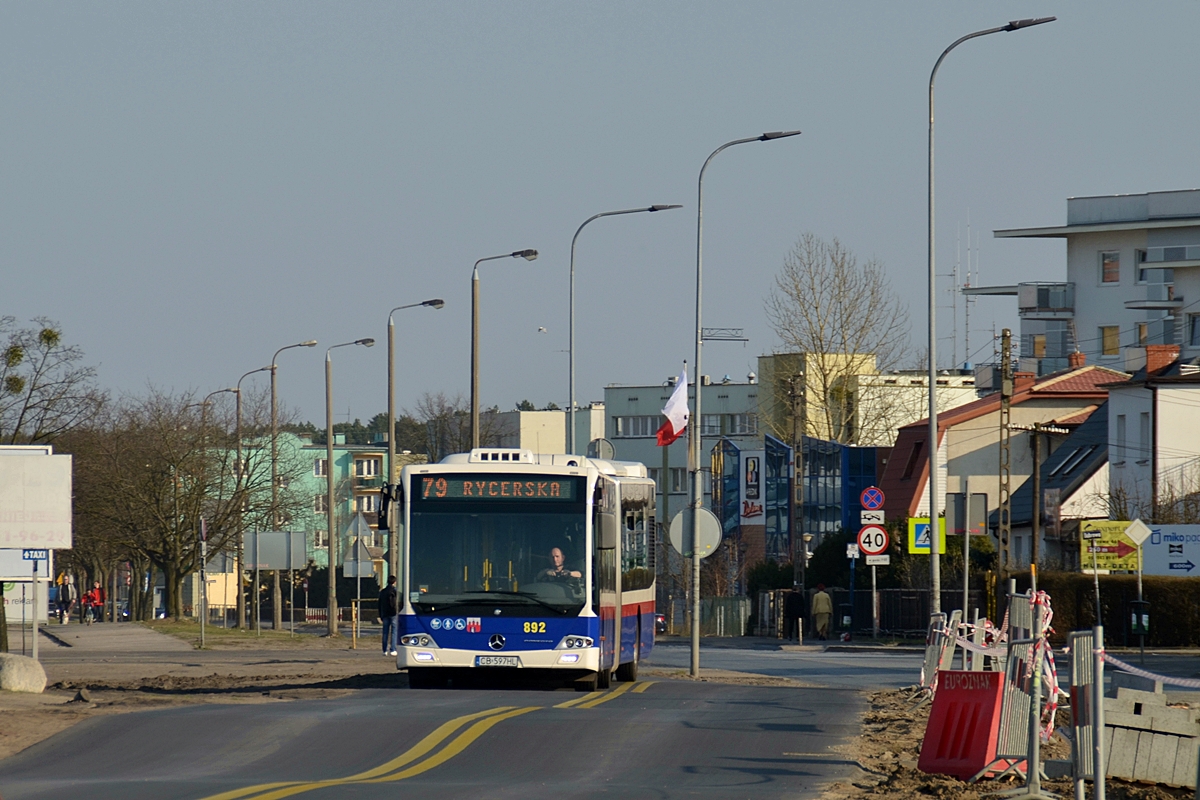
left=860, top=487, right=885, bottom=511
left=22, top=549, right=49, bottom=561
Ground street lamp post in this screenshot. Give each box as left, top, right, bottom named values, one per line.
left=926, top=17, right=1054, bottom=615
left=568, top=206, right=681, bottom=455
left=471, top=250, right=538, bottom=449
left=691, top=131, right=801, bottom=678
left=198, top=388, right=236, bottom=649
left=326, top=338, right=376, bottom=637
left=269, top=340, right=318, bottom=632
left=234, top=366, right=271, bottom=630
left=388, top=298, right=445, bottom=581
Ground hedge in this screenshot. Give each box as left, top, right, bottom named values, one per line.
left=1009, top=571, right=1200, bottom=647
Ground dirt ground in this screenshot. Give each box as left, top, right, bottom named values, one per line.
left=819, top=688, right=1194, bottom=800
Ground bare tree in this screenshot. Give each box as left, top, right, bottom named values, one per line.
left=409, top=392, right=513, bottom=460
left=0, top=317, right=104, bottom=444
left=764, top=234, right=911, bottom=445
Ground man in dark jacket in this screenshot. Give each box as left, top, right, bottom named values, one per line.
left=379, top=575, right=399, bottom=655
left=784, top=587, right=805, bottom=641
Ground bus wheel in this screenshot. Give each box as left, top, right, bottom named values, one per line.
left=576, top=672, right=599, bottom=692
left=596, top=668, right=612, bottom=690
left=616, top=649, right=639, bottom=682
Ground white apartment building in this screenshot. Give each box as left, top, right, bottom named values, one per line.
left=980, top=189, right=1200, bottom=375
left=494, top=405, right=606, bottom=455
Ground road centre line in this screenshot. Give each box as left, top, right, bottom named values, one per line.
left=243, top=707, right=542, bottom=800
left=200, top=682, right=653, bottom=800
left=198, top=705, right=518, bottom=800
left=576, top=681, right=637, bottom=708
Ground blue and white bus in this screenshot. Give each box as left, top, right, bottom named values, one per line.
left=395, top=448, right=655, bottom=690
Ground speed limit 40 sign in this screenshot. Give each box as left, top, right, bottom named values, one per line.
left=857, top=525, right=890, bottom=556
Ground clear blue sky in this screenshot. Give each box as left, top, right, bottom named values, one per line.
left=4, top=3, right=1198, bottom=426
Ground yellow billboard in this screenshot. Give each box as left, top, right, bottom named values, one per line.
left=1079, top=520, right=1138, bottom=571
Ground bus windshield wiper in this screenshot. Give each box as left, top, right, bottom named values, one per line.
left=461, top=590, right=571, bottom=615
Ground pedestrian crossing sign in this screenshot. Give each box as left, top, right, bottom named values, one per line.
left=907, top=517, right=947, bottom=554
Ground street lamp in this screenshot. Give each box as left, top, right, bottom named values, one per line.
left=471, top=250, right=538, bottom=449
left=926, top=17, right=1054, bottom=615
left=568, top=206, right=682, bottom=455
left=269, top=339, right=318, bottom=631
left=233, top=365, right=271, bottom=630
left=197, top=388, right=236, bottom=649
left=388, top=298, right=445, bottom=580
left=325, top=338, right=375, bottom=637
left=690, top=130, right=801, bottom=678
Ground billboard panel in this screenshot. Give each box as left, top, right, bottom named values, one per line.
left=0, top=454, right=72, bottom=549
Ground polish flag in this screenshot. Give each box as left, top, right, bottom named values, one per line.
left=655, top=366, right=689, bottom=446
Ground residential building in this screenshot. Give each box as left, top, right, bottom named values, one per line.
left=878, top=363, right=1126, bottom=532
left=996, top=402, right=1110, bottom=570
left=1103, top=346, right=1200, bottom=522
left=493, top=404, right=606, bottom=455
left=797, top=437, right=889, bottom=545
left=980, top=189, right=1200, bottom=376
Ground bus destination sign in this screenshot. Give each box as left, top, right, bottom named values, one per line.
left=416, top=475, right=578, bottom=502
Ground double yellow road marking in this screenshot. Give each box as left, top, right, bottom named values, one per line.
left=201, top=681, right=654, bottom=800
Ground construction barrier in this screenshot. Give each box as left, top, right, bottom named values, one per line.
left=1068, top=629, right=1098, bottom=782
left=917, top=670, right=1006, bottom=780
left=918, top=609, right=961, bottom=696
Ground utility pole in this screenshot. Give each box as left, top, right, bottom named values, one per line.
left=998, top=329, right=1013, bottom=575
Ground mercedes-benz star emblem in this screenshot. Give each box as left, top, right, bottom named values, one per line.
left=488, top=634, right=506, bottom=651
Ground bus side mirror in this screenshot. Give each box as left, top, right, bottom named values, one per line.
left=599, top=512, right=618, bottom=550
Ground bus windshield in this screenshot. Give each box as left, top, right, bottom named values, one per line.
left=408, top=474, right=588, bottom=617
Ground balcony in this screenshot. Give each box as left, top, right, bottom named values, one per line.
left=1125, top=281, right=1183, bottom=312
left=1143, top=245, right=1200, bottom=268
left=1018, top=282, right=1074, bottom=317
left=353, top=476, right=383, bottom=489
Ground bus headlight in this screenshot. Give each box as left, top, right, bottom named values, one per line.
left=556, top=636, right=594, bottom=650
left=400, top=634, right=438, bottom=648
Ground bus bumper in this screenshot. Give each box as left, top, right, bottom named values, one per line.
left=398, top=646, right=599, bottom=672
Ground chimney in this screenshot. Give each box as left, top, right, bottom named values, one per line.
left=1145, top=344, right=1180, bottom=375
left=1014, top=371, right=1036, bottom=390
left=1067, top=351, right=1086, bottom=369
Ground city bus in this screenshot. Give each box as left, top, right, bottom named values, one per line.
left=394, top=448, right=655, bottom=690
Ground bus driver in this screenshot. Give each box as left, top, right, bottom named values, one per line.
left=539, top=547, right=581, bottom=581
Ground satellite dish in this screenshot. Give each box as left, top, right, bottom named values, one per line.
left=586, top=438, right=615, bottom=460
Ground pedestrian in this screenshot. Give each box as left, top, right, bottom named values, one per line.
left=784, top=586, right=805, bottom=641
left=378, top=575, right=398, bottom=656
left=812, top=584, right=833, bottom=641
left=85, top=581, right=105, bottom=624
left=57, top=574, right=76, bottom=625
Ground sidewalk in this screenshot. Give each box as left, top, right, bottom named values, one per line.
left=654, top=634, right=924, bottom=653
left=40, top=621, right=193, bottom=652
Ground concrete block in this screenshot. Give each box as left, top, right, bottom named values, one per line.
left=0, top=653, right=46, bottom=693
left=1146, top=733, right=1180, bottom=784
left=1171, top=737, right=1198, bottom=789
left=1133, top=731, right=1155, bottom=782
left=1044, top=759, right=1073, bottom=779
left=1111, top=670, right=1163, bottom=696
left=1107, top=727, right=1138, bottom=780
left=1150, top=714, right=1200, bottom=737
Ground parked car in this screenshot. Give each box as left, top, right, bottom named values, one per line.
left=655, top=613, right=667, bottom=635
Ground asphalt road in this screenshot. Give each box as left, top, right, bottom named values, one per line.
left=0, top=679, right=867, bottom=800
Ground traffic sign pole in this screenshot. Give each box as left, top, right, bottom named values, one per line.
left=962, top=477, right=970, bottom=619
left=32, top=558, right=38, bottom=662
left=871, top=564, right=878, bottom=639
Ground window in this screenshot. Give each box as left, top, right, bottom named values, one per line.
left=1032, top=334, right=1046, bottom=359
left=1137, top=323, right=1148, bottom=346
left=900, top=440, right=924, bottom=480
left=700, top=415, right=722, bottom=436
left=1100, top=251, right=1120, bottom=284
left=727, top=413, right=758, bottom=435
left=648, top=467, right=688, bottom=494
left=231, top=458, right=249, bottom=478
left=1115, top=414, right=1127, bottom=466
left=314, top=494, right=328, bottom=514
left=1139, top=412, right=1150, bottom=463
left=354, top=458, right=379, bottom=478
left=1100, top=326, right=1120, bottom=357
left=355, top=494, right=379, bottom=513
left=613, top=416, right=658, bottom=438
left=314, top=529, right=328, bottom=549
left=1190, top=315, right=1200, bottom=348
left=314, top=458, right=328, bottom=477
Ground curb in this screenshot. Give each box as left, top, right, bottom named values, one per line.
left=38, top=627, right=72, bottom=648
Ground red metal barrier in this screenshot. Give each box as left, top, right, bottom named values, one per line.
left=918, top=670, right=1006, bottom=780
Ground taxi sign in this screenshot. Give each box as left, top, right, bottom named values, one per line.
left=22, top=549, right=49, bottom=561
